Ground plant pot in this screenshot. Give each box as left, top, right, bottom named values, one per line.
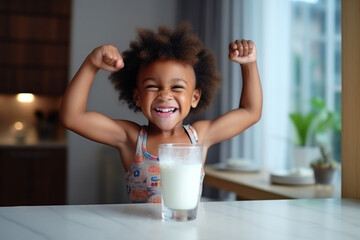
left=312, top=168, right=336, bottom=185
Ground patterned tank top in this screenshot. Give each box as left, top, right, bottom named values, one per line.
left=125, top=125, right=199, bottom=203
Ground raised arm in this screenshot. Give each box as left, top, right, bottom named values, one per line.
left=195, top=40, right=262, bottom=147
left=60, top=45, right=137, bottom=147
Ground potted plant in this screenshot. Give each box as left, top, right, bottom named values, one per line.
left=289, top=97, right=341, bottom=176
left=307, top=98, right=341, bottom=183
left=310, top=144, right=338, bottom=184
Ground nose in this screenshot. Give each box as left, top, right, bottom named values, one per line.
left=158, top=89, right=172, bottom=100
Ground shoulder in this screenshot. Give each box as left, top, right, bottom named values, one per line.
left=189, top=120, right=212, bottom=145
left=114, top=120, right=142, bottom=146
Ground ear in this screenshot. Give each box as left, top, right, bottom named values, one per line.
left=191, top=89, right=202, bottom=108
left=133, top=88, right=141, bottom=107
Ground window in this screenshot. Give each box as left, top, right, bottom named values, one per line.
left=291, top=0, right=341, bottom=162
left=222, top=0, right=341, bottom=170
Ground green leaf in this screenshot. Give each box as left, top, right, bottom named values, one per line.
left=290, top=112, right=316, bottom=146
left=310, top=97, right=325, bottom=110
left=289, top=97, right=341, bottom=147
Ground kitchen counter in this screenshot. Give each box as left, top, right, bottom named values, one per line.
left=204, top=165, right=341, bottom=200
left=1, top=198, right=359, bottom=240
left=0, top=140, right=66, bottom=149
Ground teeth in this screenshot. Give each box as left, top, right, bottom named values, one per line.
left=156, top=108, right=175, bottom=113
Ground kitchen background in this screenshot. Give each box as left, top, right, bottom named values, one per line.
left=1, top=0, right=342, bottom=206
left=0, top=0, right=177, bottom=206
left=0, top=0, right=176, bottom=205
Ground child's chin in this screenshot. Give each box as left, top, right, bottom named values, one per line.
left=154, top=121, right=180, bottom=131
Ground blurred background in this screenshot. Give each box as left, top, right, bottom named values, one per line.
left=0, top=0, right=341, bottom=205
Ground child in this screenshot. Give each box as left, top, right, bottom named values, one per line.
left=60, top=23, right=262, bottom=203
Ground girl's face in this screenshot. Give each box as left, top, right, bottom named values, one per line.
left=134, top=59, right=201, bottom=132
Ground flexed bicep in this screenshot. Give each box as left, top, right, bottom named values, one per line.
left=60, top=45, right=131, bottom=147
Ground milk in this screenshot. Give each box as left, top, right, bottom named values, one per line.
left=160, top=162, right=202, bottom=210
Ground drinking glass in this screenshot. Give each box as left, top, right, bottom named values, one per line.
left=158, top=143, right=203, bottom=221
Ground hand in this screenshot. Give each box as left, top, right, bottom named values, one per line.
left=87, top=45, right=124, bottom=72
left=228, top=40, right=257, bottom=64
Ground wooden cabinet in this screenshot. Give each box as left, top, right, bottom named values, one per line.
left=0, top=146, right=67, bottom=206
left=0, top=0, right=71, bottom=95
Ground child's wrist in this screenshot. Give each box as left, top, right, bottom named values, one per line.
left=240, top=61, right=257, bottom=68
left=84, top=57, right=100, bottom=73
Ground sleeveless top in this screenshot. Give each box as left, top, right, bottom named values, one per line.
left=125, top=125, right=199, bottom=203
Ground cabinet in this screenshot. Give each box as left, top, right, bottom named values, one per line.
left=0, top=0, right=71, bottom=95
left=0, top=146, right=67, bottom=206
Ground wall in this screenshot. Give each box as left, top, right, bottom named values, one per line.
left=68, top=0, right=177, bottom=204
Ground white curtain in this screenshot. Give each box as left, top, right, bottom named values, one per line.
left=221, top=0, right=293, bottom=171
left=236, top=0, right=293, bottom=170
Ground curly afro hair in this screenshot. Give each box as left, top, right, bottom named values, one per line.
left=109, top=23, right=222, bottom=115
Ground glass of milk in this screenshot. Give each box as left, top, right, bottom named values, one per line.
left=158, top=143, right=204, bottom=221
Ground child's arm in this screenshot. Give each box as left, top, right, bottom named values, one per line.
left=60, top=45, right=138, bottom=148
left=194, top=40, right=262, bottom=147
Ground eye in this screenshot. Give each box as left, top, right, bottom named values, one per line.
left=172, top=85, right=185, bottom=91
left=145, top=85, right=159, bottom=90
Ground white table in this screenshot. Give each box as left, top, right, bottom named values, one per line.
left=1, top=199, right=359, bottom=240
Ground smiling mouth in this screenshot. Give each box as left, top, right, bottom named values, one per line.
left=155, top=107, right=178, bottom=113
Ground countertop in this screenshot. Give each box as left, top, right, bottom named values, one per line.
left=204, top=165, right=341, bottom=200
left=1, top=198, right=359, bottom=240
left=0, top=140, right=66, bottom=149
